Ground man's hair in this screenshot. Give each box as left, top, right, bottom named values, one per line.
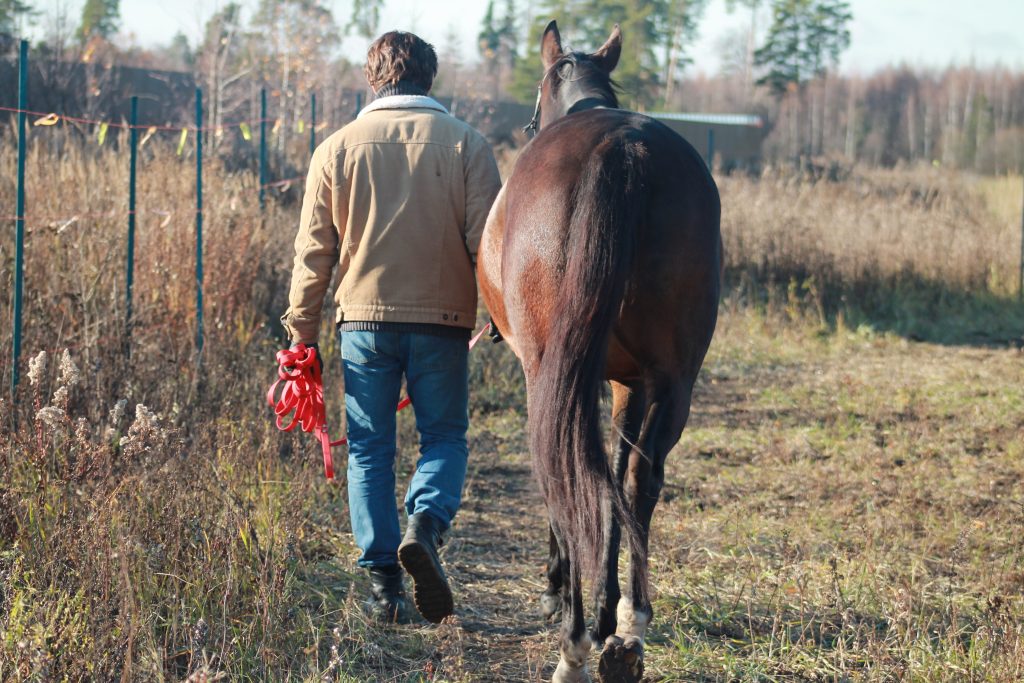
left=364, top=31, right=438, bottom=92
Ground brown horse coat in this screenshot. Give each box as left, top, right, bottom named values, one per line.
left=478, top=21, right=720, bottom=683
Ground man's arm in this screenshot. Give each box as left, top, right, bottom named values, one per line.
left=462, top=133, right=502, bottom=264
left=280, top=147, right=341, bottom=344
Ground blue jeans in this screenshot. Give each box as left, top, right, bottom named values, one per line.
left=340, top=330, right=469, bottom=568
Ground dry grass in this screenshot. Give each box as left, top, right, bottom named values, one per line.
left=1, top=134, right=1023, bottom=680
left=723, top=166, right=1004, bottom=290
left=718, top=165, right=1024, bottom=344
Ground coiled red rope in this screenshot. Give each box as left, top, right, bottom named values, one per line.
left=268, top=324, right=491, bottom=480
left=267, top=344, right=342, bottom=479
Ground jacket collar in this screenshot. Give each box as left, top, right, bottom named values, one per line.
left=374, top=81, right=429, bottom=98
left=358, top=95, right=449, bottom=119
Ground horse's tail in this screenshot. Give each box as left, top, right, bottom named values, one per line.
left=528, top=130, right=647, bottom=588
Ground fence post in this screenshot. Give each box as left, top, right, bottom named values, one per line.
left=195, top=88, right=204, bottom=353
left=1019, top=173, right=1023, bottom=301
left=11, top=39, right=28, bottom=399
left=706, top=128, right=715, bottom=171
left=259, top=88, right=267, bottom=210
left=126, top=96, right=138, bottom=354
left=310, top=91, right=316, bottom=158
left=355, top=91, right=363, bottom=118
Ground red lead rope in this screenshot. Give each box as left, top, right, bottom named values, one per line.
left=268, top=324, right=492, bottom=480
left=266, top=344, right=342, bottom=480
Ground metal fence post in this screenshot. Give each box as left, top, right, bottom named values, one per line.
left=195, top=88, right=204, bottom=353
left=707, top=128, right=715, bottom=171
left=259, top=88, right=267, bottom=210
left=11, top=39, right=28, bottom=399
left=310, top=91, right=317, bottom=158
left=126, top=96, right=138, bottom=353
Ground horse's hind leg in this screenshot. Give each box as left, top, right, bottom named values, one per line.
left=598, top=381, right=694, bottom=683
left=544, top=381, right=646, bottom=632
left=593, top=381, right=646, bottom=643
left=541, top=525, right=564, bottom=621
left=551, top=523, right=594, bottom=683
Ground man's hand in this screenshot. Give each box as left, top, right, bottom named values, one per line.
left=290, top=342, right=324, bottom=375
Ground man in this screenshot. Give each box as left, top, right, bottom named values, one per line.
left=281, top=31, right=501, bottom=624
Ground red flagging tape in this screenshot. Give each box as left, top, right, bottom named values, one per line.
left=0, top=105, right=301, bottom=133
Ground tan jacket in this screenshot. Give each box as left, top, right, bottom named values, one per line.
left=281, top=97, right=502, bottom=343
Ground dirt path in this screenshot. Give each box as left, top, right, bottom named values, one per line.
left=446, top=448, right=557, bottom=681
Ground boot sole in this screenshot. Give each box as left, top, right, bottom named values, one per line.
left=398, top=541, right=454, bottom=624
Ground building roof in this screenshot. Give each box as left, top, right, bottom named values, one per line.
left=650, top=112, right=764, bottom=128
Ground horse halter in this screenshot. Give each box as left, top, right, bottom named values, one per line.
left=524, top=60, right=565, bottom=134
left=523, top=84, right=543, bottom=134
left=523, top=55, right=594, bottom=135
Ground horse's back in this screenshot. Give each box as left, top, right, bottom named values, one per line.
left=506, top=107, right=718, bottom=254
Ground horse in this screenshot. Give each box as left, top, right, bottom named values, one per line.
left=477, top=20, right=721, bottom=683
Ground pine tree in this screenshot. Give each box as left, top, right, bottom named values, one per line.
left=348, top=0, right=383, bottom=40
left=499, top=0, right=519, bottom=70
left=509, top=1, right=587, bottom=103
left=77, top=0, right=119, bottom=41
left=479, top=1, right=500, bottom=62
left=509, top=0, right=707, bottom=109
left=0, top=0, right=36, bottom=35
left=754, top=0, right=851, bottom=95
left=480, top=0, right=522, bottom=96
left=168, top=31, right=192, bottom=68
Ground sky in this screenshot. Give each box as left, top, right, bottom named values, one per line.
left=24, top=0, right=1024, bottom=75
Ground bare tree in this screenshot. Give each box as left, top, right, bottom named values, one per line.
left=249, top=0, right=340, bottom=151
left=195, top=3, right=250, bottom=147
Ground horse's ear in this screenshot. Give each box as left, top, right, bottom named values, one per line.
left=591, top=24, right=622, bottom=73
left=541, top=20, right=563, bottom=70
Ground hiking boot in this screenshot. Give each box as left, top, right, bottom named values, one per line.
left=398, top=513, right=454, bottom=623
left=365, top=565, right=414, bottom=625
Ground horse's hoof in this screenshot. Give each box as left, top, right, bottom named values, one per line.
left=540, top=591, right=562, bottom=621
left=597, top=635, right=644, bottom=683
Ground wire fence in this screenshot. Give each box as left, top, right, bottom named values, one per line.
left=4, top=40, right=363, bottom=400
